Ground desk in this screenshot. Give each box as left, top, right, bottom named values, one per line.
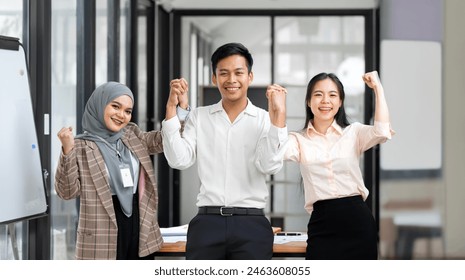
left=272, top=241, right=307, bottom=258
left=155, top=238, right=307, bottom=258
left=393, top=210, right=443, bottom=259
left=156, top=226, right=306, bottom=259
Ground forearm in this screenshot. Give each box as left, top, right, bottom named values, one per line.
left=373, top=86, right=390, bottom=123
left=165, top=104, right=177, bottom=120
left=270, top=110, right=286, bottom=128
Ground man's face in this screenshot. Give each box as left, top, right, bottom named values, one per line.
left=212, top=54, right=253, bottom=105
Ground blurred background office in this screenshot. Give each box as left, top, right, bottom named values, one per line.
left=1, top=0, right=464, bottom=260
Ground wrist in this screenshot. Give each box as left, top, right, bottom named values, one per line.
left=62, top=145, right=74, bottom=156
left=270, top=111, right=286, bottom=128
left=166, top=103, right=177, bottom=110
left=371, top=83, right=383, bottom=92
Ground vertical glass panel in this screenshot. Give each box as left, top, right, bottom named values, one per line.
left=275, top=16, right=365, bottom=123
left=189, top=32, right=198, bottom=108
left=0, top=224, right=7, bottom=259
left=137, top=12, right=148, bottom=131
left=0, top=222, right=25, bottom=260
left=51, top=0, right=78, bottom=260
left=181, top=16, right=272, bottom=89
left=0, top=0, right=22, bottom=38
left=120, top=0, right=130, bottom=83
left=271, top=164, right=307, bottom=232
left=273, top=16, right=365, bottom=231
left=95, top=0, right=108, bottom=85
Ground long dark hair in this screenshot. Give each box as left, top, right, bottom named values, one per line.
left=303, top=72, right=350, bottom=130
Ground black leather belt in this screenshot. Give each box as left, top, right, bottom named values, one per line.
left=198, top=206, right=264, bottom=216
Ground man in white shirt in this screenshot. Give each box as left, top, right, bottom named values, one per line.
left=162, top=42, right=287, bottom=259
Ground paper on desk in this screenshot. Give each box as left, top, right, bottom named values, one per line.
left=163, top=235, right=187, bottom=243
left=273, top=234, right=307, bottom=244
left=160, top=224, right=188, bottom=236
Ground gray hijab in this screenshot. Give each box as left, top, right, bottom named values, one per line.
left=76, top=81, right=136, bottom=217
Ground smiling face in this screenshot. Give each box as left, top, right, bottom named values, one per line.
left=308, top=78, right=342, bottom=124
left=212, top=54, right=253, bottom=106
left=103, top=95, right=133, bottom=132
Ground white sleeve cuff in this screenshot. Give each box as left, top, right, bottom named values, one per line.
left=176, top=105, right=191, bottom=122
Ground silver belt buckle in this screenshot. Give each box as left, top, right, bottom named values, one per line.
left=220, top=207, right=233, bottom=216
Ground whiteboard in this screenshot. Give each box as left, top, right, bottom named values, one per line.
left=0, top=37, right=48, bottom=224
left=380, top=40, right=442, bottom=170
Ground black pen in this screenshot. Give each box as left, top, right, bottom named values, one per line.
left=276, top=232, right=302, bottom=236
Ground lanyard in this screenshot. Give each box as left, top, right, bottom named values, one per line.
left=83, top=132, right=122, bottom=160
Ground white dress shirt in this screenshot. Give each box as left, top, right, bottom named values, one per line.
left=284, top=120, right=393, bottom=214
left=162, top=99, right=288, bottom=209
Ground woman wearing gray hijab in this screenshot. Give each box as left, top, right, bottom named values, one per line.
left=55, top=81, right=172, bottom=260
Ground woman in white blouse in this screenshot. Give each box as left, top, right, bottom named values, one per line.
left=284, top=71, right=393, bottom=260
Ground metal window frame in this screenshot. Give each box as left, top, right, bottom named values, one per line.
left=24, top=0, right=52, bottom=260
left=76, top=0, right=96, bottom=134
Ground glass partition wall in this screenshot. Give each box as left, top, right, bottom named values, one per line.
left=50, top=0, right=77, bottom=260
left=50, top=0, right=153, bottom=259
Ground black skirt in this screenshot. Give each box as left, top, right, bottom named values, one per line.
left=306, top=195, right=378, bottom=260
left=113, top=193, right=140, bottom=260
left=113, top=193, right=157, bottom=260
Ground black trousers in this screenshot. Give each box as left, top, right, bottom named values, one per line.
left=186, top=212, right=274, bottom=260
left=306, top=195, right=378, bottom=260
left=113, top=194, right=155, bottom=260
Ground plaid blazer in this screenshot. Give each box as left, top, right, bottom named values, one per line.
left=55, top=123, right=164, bottom=260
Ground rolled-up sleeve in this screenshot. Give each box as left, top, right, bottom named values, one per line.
left=373, top=121, right=394, bottom=140
left=357, top=121, right=395, bottom=153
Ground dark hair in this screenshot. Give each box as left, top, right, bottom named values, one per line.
left=303, top=72, right=350, bottom=130
left=211, top=42, right=253, bottom=75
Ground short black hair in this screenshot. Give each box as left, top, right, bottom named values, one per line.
left=211, top=42, right=253, bottom=75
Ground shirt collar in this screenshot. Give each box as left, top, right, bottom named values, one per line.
left=306, top=119, right=343, bottom=136
left=209, top=98, right=258, bottom=117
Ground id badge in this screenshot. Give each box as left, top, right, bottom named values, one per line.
left=119, top=164, right=133, bottom=188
